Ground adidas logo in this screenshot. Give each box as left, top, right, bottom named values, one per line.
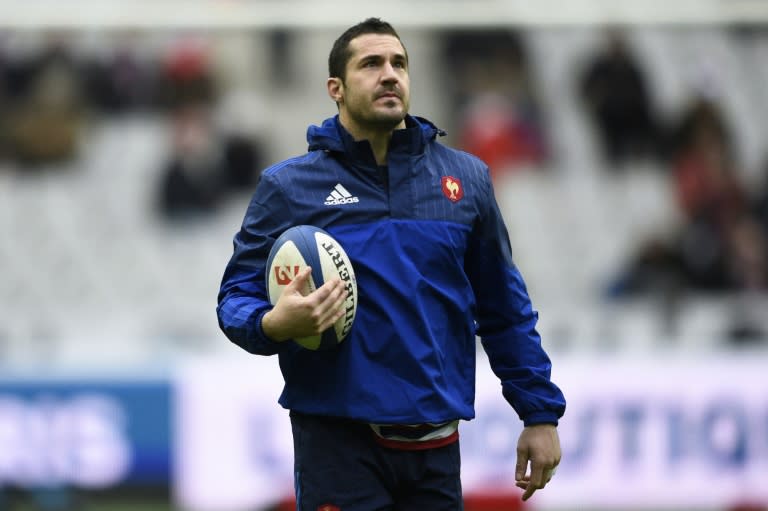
left=324, top=183, right=359, bottom=206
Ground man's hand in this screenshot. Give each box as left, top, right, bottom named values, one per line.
left=515, top=423, right=561, bottom=501
left=261, top=267, right=348, bottom=341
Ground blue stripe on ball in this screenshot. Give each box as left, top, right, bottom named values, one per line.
left=292, top=226, right=325, bottom=294
left=288, top=225, right=341, bottom=349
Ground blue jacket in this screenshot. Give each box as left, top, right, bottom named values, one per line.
left=217, top=115, right=565, bottom=426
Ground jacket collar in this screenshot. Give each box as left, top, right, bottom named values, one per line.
left=306, top=114, right=445, bottom=165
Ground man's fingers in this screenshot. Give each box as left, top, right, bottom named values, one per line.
left=520, top=462, right=558, bottom=501
left=516, top=458, right=550, bottom=501
left=330, top=284, right=350, bottom=316
left=311, top=277, right=344, bottom=309
left=521, top=480, right=537, bottom=501
left=515, top=424, right=561, bottom=501
left=291, top=276, right=346, bottom=333
left=286, top=266, right=313, bottom=296
left=528, top=459, right=547, bottom=489
left=296, top=273, right=337, bottom=309
left=514, top=452, right=528, bottom=481
left=266, top=270, right=349, bottom=341
left=316, top=284, right=349, bottom=330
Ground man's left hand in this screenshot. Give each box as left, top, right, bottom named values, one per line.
left=514, top=423, right=561, bottom=501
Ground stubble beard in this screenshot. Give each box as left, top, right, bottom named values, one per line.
left=360, top=98, right=408, bottom=132
left=369, top=112, right=405, bottom=132
left=340, top=86, right=409, bottom=135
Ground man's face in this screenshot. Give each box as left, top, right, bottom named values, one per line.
left=330, top=33, right=410, bottom=133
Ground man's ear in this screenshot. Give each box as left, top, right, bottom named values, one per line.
left=327, top=77, right=344, bottom=104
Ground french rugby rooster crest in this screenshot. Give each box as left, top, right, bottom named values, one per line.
left=442, top=176, right=463, bottom=202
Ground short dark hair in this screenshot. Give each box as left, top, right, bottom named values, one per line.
left=328, top=17, right=406, bottom=81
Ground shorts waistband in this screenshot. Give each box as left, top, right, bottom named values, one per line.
left=369, top=420, right=460, bottom=450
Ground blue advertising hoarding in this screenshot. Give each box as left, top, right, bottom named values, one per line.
left=0, top=378, right=171, bottom=489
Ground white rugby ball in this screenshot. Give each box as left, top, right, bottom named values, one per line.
left=266, top=225, right=357, bottom=350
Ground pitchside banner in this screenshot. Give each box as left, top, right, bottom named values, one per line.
left=541, top=354, right=768, bottom=509
left=0, top=378, right=172, bottom=489
left=175, top=353, right=768, bottom=510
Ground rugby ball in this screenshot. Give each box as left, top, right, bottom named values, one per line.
left=266, top=225, right=357, bottom=350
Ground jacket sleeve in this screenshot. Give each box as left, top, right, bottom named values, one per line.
left=216, top=173, right=294, bottom=355
left=465, top=167, right=566, bottom=426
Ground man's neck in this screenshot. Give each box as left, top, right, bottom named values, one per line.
left=366, top=133, right=393, bottom=166
left=339, top=116, right=405, bottom=166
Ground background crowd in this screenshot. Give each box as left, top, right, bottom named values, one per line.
left=1, top=24, right=767, bottom=362
left=1, top=19, right=768, bottom=511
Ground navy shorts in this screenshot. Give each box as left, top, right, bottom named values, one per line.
left=290, top=412, right=463, bottom=511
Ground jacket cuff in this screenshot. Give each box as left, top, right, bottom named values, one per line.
left=522, top=411, right=560, bottom=427
left=255, top=308, right=280, bottom=345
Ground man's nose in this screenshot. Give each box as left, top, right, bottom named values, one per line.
left=381, top=62, right=399, bottom=83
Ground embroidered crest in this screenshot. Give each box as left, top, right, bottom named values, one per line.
left=441, top=176, right=463, bottom=203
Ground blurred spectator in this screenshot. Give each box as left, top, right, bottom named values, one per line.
left=671, top=109, right=744, bottom=290
left=609, top=89, right=768, bottom=346
left=753, top=156, right=768, bottom=241
left=579, top=28, right=661, bottom=168
left=221, top=132, right=263, bottom=190
left=669, top=96, right=768, bottom=293
left=0, top=34, right=8, bottom=159
left=456, top=91, right=547, bottom=180
left=154, top=34, right=270, bottom=222
left=156, top=98, right=266, bottom=222
left=664, top=94, right=733, bottom=164
left=1, top=32, right=84, bottom=167
left=83, top=32, right=160, bottom=114
left=672, top=119, right=742, bottom=224
left=214, top=90, right=269, bottom=192
left=267, top=29, right=296, bottom=87
left=440, top=29, right=548, bottom=181
left=157, top=103, right=225, bottom=221
left=610, top=95, right=767, bottom=302
left=607, top=236, right=685, bottom=297
left=158, top=37, right=217, bottom=110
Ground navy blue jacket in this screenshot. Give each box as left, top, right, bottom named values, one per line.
left=217, top=114, right=565, bottom=426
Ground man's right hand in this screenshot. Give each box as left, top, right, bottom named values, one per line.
left=261, top=266, right=349, bottom=342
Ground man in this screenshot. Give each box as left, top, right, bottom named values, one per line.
left=217, top=18, right=565, bottom=510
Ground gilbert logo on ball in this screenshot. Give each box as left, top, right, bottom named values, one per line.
left=266, top=225, right=357, bottom=350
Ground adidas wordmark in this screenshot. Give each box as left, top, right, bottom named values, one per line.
left=324, top=183, right=359, bottom=206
